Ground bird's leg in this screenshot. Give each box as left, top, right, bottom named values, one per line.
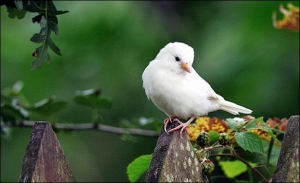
left=163, top=116, right=178, bottom=134
left=167, top=117, right=196, bottom=139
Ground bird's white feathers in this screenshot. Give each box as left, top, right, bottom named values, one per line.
left=142, top=42, right=252, bottom=120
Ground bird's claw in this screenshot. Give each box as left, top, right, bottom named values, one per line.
left=164, top=116, right=178, bottom=134
left=167, top=123, right=188, bottom=139
left=163, top=117, right=195, bottom=139
left=163, top=117, right=187, bottom=139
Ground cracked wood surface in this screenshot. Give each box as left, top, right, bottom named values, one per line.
left=272, top=115, right=299, bottom=182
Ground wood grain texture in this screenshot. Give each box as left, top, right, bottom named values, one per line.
left=272, top=115, right=299, bottom=182
left=19, top=121, right=76, bottom=182
left=145, top=121, right=208, bottom=182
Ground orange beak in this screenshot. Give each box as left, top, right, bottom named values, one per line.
left=180, top=62, right=191, bottom=73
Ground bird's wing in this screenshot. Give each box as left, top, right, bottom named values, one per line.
left=191, top=69, right=219, bottom=99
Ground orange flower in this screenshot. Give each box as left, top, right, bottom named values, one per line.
left=187, top=117, right=229, bottom=141
left=273, top=3, right=299, bottom=31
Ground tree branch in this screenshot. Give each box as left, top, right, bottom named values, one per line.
left=6, top=120, right=160, bottom=138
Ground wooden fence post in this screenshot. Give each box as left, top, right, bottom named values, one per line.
left=145, top=121, right=208, bottom=182
left=19, top=121, right=76, bottom=182
left=272, top=115, right=299, bottom=182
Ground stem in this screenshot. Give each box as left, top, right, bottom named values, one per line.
left=8, top=120, right=159, bottom=138
left=248, top=166, right=253, bottom=182
left=210, top=146, right=269, bottom=182
left=267, top=138, right=274, bottom=165
left=92, top=108, right=99, bottom=124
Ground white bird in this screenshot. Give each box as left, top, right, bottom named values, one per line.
left=142, top=42, right=252, bottom=138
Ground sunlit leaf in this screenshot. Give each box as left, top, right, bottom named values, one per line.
left=209, top=130, right=220, bottom=144
left=234, top=132, right=265, bottom=154
left=219, top=160, right=247, bottom=178
left=127, top=154, right=152, bottom=182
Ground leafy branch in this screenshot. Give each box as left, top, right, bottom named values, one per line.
left=1, top=0, right=68, bottom=69
left=126, top=117, right=285, bottom=182
left=0, top=81, right=159, bottom=138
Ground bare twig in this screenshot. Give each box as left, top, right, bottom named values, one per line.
left=10, top=120, right=160, bottom=138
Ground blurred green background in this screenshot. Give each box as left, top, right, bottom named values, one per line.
left=1, top=1, right=299, bottom=182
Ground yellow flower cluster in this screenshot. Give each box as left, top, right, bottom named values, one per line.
left=187, top=117, right=229, bottom=141
left=273, top=3, right=299, bottom=31
left=187, top=116, right=287, bottom=145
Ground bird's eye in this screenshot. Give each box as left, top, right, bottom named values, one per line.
left=175, top=56, right=180, bottom=62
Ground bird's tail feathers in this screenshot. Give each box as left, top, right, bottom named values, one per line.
left=220, top=100, right=252, bottom=115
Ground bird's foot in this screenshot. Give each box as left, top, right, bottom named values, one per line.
left=163, top=116, right=179, bottom=134
left=166, top=117, right=195, bottom=139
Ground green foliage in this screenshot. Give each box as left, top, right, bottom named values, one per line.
left=218, top=160, right=247, bottom=178
left=1, top=0, right=68, bottom=69
left=1, top=82, right=111, bottom=128
left=127, top=154, right=152, bottom=182
left=225, top=117, right=273, bottom=155
left=125, top=117, right=283, bottom=182
left=73, top=89, right=112, bottom=110
left=1, top=81, right=29, bottom=123
left=26, top=96, right=68, bottom=118
left=209, top=130, right=220, bottom=144
left=234, top=132, right=264, bottom=155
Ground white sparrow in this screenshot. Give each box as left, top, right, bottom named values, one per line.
left=142, top=42, right=252, bottom=138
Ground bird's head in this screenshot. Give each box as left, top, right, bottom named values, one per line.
left=156, top=42, right=194, bottom=73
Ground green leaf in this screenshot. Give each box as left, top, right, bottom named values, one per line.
left=73, top=89, right=112, bottom=109
left=245, top=117, right=264, bottom=130
left=209, top=130, right=220, bottom=144
left=48, top=37, right=62, bottom=56
left=234, top=132, right=265, bottom=154
left=26, top=97, right=67, bottom=117
left=30, top=33, right=46, bottom=43
left=32, top=45, right=50, bottom=70
left=7, top=7, right=27, bottom=19
left=48, top=21, right=59, bottom=35
left=48, top=10, right=69, bottom=16
left=47, top=1, right=57, bottom=11
left=127, top=154, right=152, bottom=182
left=225, top=118, right=242, bottom=131
left=24, top=1, right=45, bottom=13
left=245, top=117, right=282, bottom=143
left=219, top=160, right=247, bottom=178
left=1, top=103, right=28, bottom=122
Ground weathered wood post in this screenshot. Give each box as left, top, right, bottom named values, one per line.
left=272, top=115, right=299, bottom=182
left=19, top=121, right=76, bottom=182
left=145, top=121, right=208, bottom=182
